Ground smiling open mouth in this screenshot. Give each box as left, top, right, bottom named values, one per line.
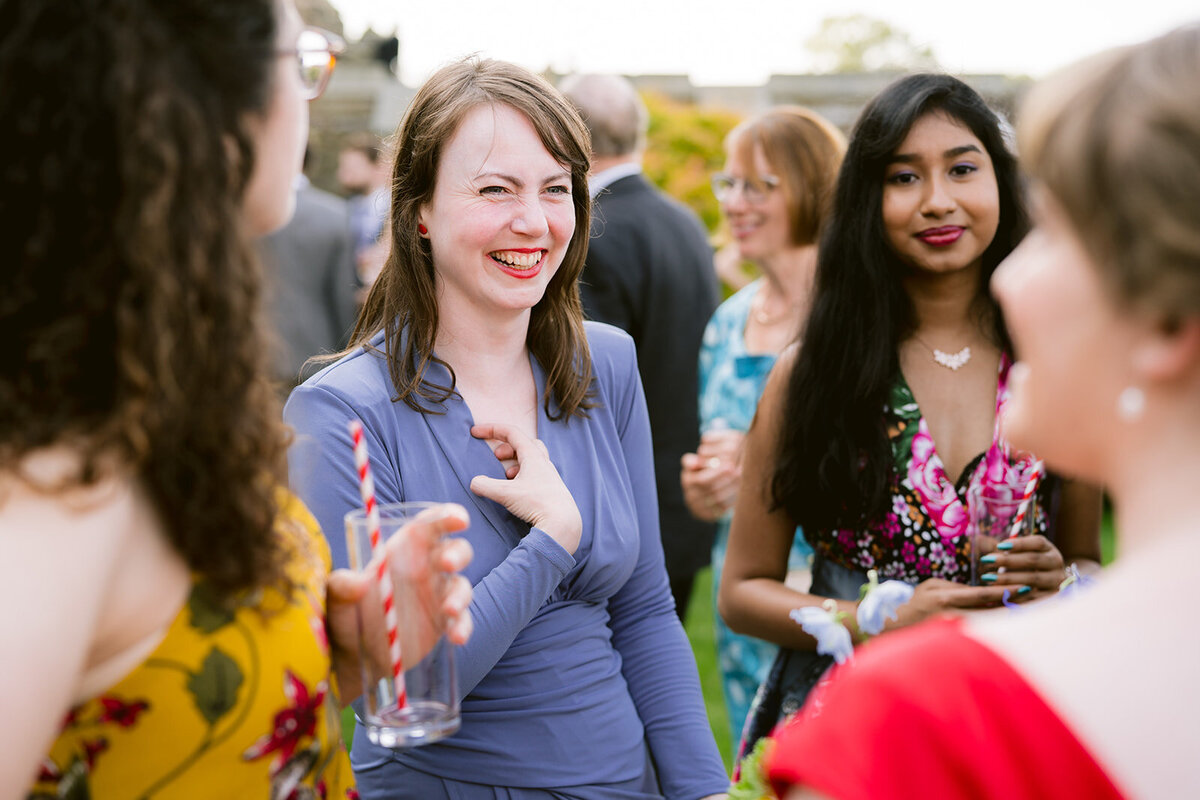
left=489, top=249, right=545, bottom=269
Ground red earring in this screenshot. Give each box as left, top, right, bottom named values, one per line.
left=418, top=223, right=428, bottom=235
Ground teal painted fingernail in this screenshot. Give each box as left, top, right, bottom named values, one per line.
left=980, top=554, right=999, bottom=564
left=981, top=573, right=998, bottom=583
left=1017, top=585, right=1032, bottom=595
left=996, top=540, right=1015, bottom=551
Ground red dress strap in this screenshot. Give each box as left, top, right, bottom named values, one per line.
left=766, top=616, right=1126, bottom=800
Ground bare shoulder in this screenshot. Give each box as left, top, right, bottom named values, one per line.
left=966, top=549, right=1200, bottom=797
left=0, top=449, right=140, bottom=559
left=752, top=342, right=800, bottom=431
left=0, top=450, right=166, bottom=784
left=776, top=340, right=801, bottom=372
left=0, top=449, right=187, bottom=668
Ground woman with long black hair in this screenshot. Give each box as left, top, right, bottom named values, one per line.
left=770, top=26, right=1200, bottom=798
left=718, top=73, right=1102, bottom=749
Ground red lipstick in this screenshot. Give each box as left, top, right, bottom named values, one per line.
left=489, top=248, right=546, bottom=280
left=916, top=226, right=964, bottom=246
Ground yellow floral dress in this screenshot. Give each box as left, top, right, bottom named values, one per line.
left=28, top=493, right=356, bottom=800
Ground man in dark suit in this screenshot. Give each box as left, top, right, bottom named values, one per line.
left=259, top=172, right=359, bottom=391
left=561, top=74, right=720, bottom=619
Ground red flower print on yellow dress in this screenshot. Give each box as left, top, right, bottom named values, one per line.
left=37, top=759, right=61, bottom=783
left=243, top=670, right=327, bottom=775
left=82, top=738, right=109, bottom=769
left=59, top=706, right=81, bottom=730
left=97, top=696, right=150, bottom=728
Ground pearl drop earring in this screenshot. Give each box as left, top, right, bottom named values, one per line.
left=1116, top=386, right=1145, bottom=422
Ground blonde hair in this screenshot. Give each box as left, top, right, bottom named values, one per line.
left=1018, top=24, right=1200, bottom=318
left=726, top=106, right=847, bottom=246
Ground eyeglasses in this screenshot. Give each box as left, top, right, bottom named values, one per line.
left=279, top=27, right=345, bottom=101
left=711, top=173, right=781, bottom=204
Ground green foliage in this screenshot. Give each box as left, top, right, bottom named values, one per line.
left=728, top=735, right=774, bottom=800
left=1101, top=502, right=1117, bottom=565
left=342, top=706, right=355, bottom=751
left=807, top=14, right=938, bottom=74
left=684, top=566, right=733, bottom=771
left=641, top=92, right=742, bottom=235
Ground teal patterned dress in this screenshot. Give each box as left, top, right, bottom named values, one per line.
left=698, top=280, right=813, bottom=746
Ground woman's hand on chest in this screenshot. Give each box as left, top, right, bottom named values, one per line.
left=468, top=422, right=582, bottom=555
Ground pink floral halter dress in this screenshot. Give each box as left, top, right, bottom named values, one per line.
left=815, top=356, right=1050, bottom=584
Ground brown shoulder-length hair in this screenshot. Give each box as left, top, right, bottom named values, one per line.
left=1018, top=24, right=1200, bottom=320
left=350, top=57, right=596, bottom=420
left=725, top=106, right=847, bottom=246
left=0, top=0, right=292, bottom=601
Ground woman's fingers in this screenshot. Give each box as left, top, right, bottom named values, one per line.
left=697, top=467, right=739, bottom=496
left=978, top=534, right=1065, bottom=590
left=982, top=569, right=1063, bottom=590
left=470, top=422, right=582, bottom=553
left=472, top=424, right=546, bottom=477
left=438, top=536, right=473, bottom=573
left=443, top=574, right=474, bottom=645
left=326, top=567, right=369, bottom=605
left=682, top=454, right=739, bottom=483
left=998, top=534, right=1053, bottom=552
left=942, top=585, right=1031, bottom=608
left=681, top=478, right=724, bottom=521
left=699, top=428, right=744, bottom=452
left=981, top=551, right=1062, bottom=573
left=384, top=503, right=470, bottom=565
left=681, top=452, right=716, bottom=473
left=681, top=452, right=740, bottom=517
left=471, top=422, right=542, bottom=458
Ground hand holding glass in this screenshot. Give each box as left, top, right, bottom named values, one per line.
left=345, top=502, right=465, bottom=748
left=967, top=484, right=1035, bottom=586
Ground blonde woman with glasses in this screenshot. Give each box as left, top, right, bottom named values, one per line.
left=680, top=107, right=846, bottom=749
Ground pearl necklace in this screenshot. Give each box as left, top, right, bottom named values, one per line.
left=913, top=336, right=972, bottom=371
left=751, top=290, right=789, bottom=326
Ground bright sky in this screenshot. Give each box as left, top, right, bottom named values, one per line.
left=331, top=0, right=1197, bottom=85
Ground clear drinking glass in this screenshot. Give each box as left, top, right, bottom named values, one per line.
left=967, top=483, right=1035, bottom=586
left=344, top=502, right=461, bottom=748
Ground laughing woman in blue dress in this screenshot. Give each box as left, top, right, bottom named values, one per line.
left=285, top=59, right=728, bottom=800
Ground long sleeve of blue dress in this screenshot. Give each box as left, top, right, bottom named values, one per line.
left=284, top=323, right=728, bottom=798
left=600, top=333, right=730, bottom=798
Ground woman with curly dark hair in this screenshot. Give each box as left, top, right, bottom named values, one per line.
left=718, top=74, right=1103, bottom=750
left=1, top=1, right=471, bottom=795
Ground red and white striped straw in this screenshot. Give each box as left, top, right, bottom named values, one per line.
left=1008, top=459, right=1045, bottom=539
left=349, top=420, right=406, bottom=707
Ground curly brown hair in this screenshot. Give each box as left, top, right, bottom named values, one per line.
left=0, top=0, right=293, bottom=600
left=350, top=57, right=596, bottom=420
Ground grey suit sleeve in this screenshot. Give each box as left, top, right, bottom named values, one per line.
left=327, top=215, right=359, bottom=350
